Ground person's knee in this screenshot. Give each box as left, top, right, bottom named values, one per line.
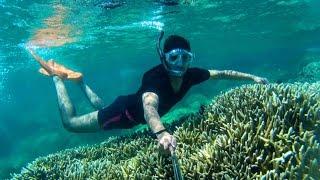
left=62, top=119, right=79, bottom=132
left=62, top=115, right=100, bottom=133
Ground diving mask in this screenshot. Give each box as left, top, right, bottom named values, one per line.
left=164, top=48, right=194, bottom=77
left=165, top=49, right=193, bottom=65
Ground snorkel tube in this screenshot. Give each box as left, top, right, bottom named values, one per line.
left=157, top=30, right=170, bottom=71
left=157, top=31, right=182, bottom=76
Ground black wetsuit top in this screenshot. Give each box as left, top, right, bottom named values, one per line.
left=98, top=64, right=210, bottom=130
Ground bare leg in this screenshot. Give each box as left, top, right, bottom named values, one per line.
left=78, top=80, right=105, bottom=110
left=53, top=76, right=101, bottom=132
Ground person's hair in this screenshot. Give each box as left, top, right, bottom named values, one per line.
left=163, top=35, right=191, bottom=53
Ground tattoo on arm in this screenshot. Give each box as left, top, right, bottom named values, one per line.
left=142, top=92, right=165, bottom=133
left=209, top=70, right=256, bottom=81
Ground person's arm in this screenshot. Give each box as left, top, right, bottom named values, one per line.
left=142, top=92, right=176, bottom=151
left=208, top=69, right=269, bottom=84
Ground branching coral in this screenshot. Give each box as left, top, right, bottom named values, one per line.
left=11, top=82, right=320, bottom=179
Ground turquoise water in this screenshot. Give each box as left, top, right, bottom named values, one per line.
left=0, top=0, right=320, bottom=178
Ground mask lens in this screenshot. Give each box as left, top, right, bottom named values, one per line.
left=182, top=54, right=191, bottom=62
left=169, top=55, right=178, bottom=62
left=165, top=49, right=193, bottom=64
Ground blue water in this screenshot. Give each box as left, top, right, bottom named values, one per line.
left=0, top=0, right=320, bottom=178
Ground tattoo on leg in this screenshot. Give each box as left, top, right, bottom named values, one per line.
left=53, top=76, right=75, bottom=120
left=79, top=82, right=105, bottom=110
left=68, top=111, right=100, bottom=132
left=53, top=76, right=100, bottom=132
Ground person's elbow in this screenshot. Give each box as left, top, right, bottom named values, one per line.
left=142, top=92, right=159, bottom=108
left=208, top=69, right=222, bottom=79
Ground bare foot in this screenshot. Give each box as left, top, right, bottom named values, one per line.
left=27, top=47, right=83, bottom=82
left=40, top=60, right=83, bottom=81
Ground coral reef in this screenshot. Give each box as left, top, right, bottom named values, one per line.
left=11, top=82, right=320, bottom=179
left=298, top=60, right=320, bottom=82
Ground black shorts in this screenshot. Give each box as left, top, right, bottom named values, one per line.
left=98, top=96, right=139, bottom=130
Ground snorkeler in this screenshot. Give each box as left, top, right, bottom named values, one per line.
left=27, top=31, right=268, bottom=153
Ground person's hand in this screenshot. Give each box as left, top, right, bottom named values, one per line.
left=253, top=76, right=269, bottom=85
left=157, top=131, right=177, bottom=155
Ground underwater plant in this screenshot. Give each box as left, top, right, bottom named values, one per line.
left=11, top=82, right=320, bottom=179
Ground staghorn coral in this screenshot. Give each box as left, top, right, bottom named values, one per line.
left=12, top=82, right=320, bottom=179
